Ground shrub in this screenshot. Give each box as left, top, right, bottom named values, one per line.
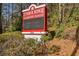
left=0, top=32, right=48, bottom=56
left=55, top=25, right=65, bottom=38
left=41, top=35, right=49, bottom=42
left=41, top=31, right=55, bottom=42
left=48, top=31, right=56, bottom=39
left=0, top=31, right=24, bottom=55
left=48, top=45, right=60, bottom=53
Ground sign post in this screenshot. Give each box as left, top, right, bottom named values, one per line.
left=22, top=4, right=47, bottom=41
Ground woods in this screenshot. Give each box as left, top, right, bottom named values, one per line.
left=0, top=3, right=79, bottom=56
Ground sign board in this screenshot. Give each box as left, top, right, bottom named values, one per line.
left=22, top=4, right=47, bottom=34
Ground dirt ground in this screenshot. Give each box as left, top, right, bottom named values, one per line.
left=47, top=27, right=79, bottom=56
left=75, top=47, right=79, bottom=56
left=47, top=38, right=76, bottom=56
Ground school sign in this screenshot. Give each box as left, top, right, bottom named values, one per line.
left=22, top=4, right=47, bottom=41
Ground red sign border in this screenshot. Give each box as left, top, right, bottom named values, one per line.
left=22, top=4, right=47, bottom=33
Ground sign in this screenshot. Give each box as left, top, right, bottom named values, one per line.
left=23, top=17, right=44, bottom=30
left=22, top=4, right=47, bottom=34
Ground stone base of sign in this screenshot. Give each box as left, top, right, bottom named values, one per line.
left=22, top=32, right=48, bottom=42
left=23, top=35, right=42, bottom=42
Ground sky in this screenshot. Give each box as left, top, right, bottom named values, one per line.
left=2, top=4, right=11, bottom=20
left=1, top=3, right=29, bottom=21
left=2, top=3, right=17, bottom=20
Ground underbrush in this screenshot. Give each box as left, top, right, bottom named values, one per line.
left=0, top=31, right=61, bottom=56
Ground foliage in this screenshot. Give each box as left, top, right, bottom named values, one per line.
left=0, top=31, right=62, bottom=56
left=41, top=35, right=49, bottom=42
left=0, top=31, right=23, bottom=45
left=13, top=16, right=22, bottom=31
left=5, top=16, right=22, bottom=32
left=1, top=3, right=79, bottom=56
left=47, top=4, right=79, bottom=39
left=48, top=45, right=60, bottom=53
left=41, top=31, right=56, bottom=42
left=55, top=24, right=65, bottom=39
left=0, top=32, right=48, bottom=56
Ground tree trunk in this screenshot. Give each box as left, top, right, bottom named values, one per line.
left=59, top=3, right=62, bottom=25
left=0, top=3, right=2, bottom=34
left=71, top=26, right=79, bottom=56
left=58, top=3, right=64, bottom=25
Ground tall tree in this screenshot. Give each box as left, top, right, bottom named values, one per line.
left=10, top=3, right=31, bottom=31
left=58, top=3, right=64, bottom=26
left=0, top=3, right=2, bottom=34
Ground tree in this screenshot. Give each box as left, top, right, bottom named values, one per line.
left=0, top=3, right=2, bottom=34
left=10, top=3, right=31, bottom=31
left=58, top=3, right=64, bottom=26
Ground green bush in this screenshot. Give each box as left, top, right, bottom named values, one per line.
left=55, top=24, right=65, bottom=39
left=0, top=32, right=48, bottom=56
left=0, top=31, right=23, bottom=42
left=48, top=45, right=60, bottom=53
left=41, top=35, right=49, bottom=42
